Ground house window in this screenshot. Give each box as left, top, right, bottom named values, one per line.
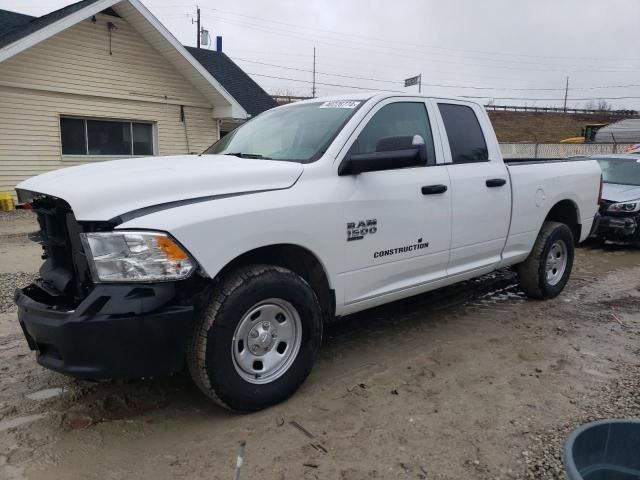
left=60, top=117, right=155, bottom=156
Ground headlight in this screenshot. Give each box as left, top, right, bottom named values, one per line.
left=607, top=200, right=640, bottom=213
left=81, top=231, right=195, bottom=282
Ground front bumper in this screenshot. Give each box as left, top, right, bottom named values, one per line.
left=591, top=212, right=639, bottom=244
left=15, top=282, right=194, bottom=379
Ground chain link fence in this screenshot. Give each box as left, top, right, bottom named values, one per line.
left=500, top=143, right=636, bottom=159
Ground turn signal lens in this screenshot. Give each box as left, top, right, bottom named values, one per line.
left=156, top=235, right=189, bottom=261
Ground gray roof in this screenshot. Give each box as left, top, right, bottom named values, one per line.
left=0, top=1, right=99, bottom=50
left=184, top=46, right=277, bottom=117
left=0, top=9, right=35, bottom=37
left=595, top=119, right=640, bottom=143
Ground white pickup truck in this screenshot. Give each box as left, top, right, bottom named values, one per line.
left=15, top=93, right=602, bottom=411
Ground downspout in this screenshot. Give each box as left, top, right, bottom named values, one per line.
left=180, top=105, right=191, bottom=153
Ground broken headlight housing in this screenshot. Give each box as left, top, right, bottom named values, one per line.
left=80, top=231, right=195, bottom=282
left=607, top=200, right=640, bottom=213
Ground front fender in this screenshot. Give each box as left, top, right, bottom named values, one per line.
left=117, top=189, right=342, bottom=291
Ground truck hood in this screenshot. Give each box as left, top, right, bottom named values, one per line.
left=17, top=155, right=303, bottom=221
left=602, top=183, right=640, bottom=203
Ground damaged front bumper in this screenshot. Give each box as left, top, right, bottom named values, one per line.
left=15, top=281, right=194, bottom=379
left=591, top=213, right=639, bottom=244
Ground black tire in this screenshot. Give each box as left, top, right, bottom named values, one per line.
left=187, top=265, right=323, bottom=412
left=517, top=221, right=575, bottom=300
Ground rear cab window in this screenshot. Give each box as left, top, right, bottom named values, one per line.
left=438, top=103, right=489, bottom=164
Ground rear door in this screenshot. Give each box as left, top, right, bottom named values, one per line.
left=435, top=101, right=511, bottom=275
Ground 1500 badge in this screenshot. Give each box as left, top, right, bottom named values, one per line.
left=347, top=219, right=377, bottom=241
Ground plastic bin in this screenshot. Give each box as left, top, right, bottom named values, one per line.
left=564, top=419, right=640, bottom=480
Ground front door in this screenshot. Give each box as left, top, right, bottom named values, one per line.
left=337, top=99, right=452, bottom=307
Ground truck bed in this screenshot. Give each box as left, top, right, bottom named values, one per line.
left=502, top=156, right=601, bottom=266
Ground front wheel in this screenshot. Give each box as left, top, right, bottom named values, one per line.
left=517, top=221, right=575, bottom=299
left=188, top=265, right=323, bottom=412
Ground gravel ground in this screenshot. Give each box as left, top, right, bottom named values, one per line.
left=0, top=272, right=36, bottom=313
left=0, top=209, right=34, bottom=225
left=524, top=362, right=640, bottom=479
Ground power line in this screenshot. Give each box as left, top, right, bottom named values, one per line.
left=246, top=72, right=402, bottom=92
left=246, top=71, right=640, bottom=102
left=233, top=56, right=559, bottom=89
left=231, top=55, right=640, bottom=93
left=209, top=15, right=640, bottom=75
left=464, top=94, right=640, bottom=101
left=201, top=10, right=640, bottom=73
left=156, top=5, right=640, bottom=103
left=166, top=12, right=601, bottom=86
left=182, top=8, right=640, bottom=82
left=230, top=48, right=583, bottom=86
left=231, top=56, right=400, bottom=85
left=199, top=6, right=640, bottom=64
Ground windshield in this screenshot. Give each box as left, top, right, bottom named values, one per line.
left=597, top=158, right=640, bottom=186
left=204, top=100, right=363, bottom=163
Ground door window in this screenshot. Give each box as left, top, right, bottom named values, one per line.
left=438, top=104, right=488, bottom=164
left=350, top=102, right=435, bottom=165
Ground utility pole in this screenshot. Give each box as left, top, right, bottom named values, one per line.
left=196, top=6, right=201, bottom=49
left=312, top=47, right=316, bottom=98
left=563, top=76, right=569, bottom=112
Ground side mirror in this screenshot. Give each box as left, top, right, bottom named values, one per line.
left=338, top=135, right=427, bottom=176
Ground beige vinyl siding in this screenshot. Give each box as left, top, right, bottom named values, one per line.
left=0, top=87, right=218, bottom=194
left=0, top=13, right=210, bottom=105
left=0, top=12, right=219, bottom=197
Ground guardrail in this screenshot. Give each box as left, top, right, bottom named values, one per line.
left=270, top=97, right=640, bottom=116
left=487, top=105, right=638, bottom=115
left=500, top=142, right=636, bottom=158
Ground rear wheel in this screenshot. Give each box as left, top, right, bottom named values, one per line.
left=188, top=265, right=323, bottom=412
left=517, top=221, right=575, bottom=299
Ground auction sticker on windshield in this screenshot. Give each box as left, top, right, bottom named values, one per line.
left=320, top=101, right=361, bottom=109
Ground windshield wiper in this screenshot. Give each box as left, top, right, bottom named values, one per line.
left=223, top=152, right=273, bottom=160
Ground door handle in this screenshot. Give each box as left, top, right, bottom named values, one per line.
left=421, top=184, right=448, bottom=195
left=486, top=178, right=507, bottom=187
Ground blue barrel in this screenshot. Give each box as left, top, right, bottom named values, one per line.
left=564, top=419, right=640, bottom=480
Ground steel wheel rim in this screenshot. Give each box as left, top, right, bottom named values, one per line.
left=231, top=298, right=302, bottom=384
left=545, top=239, right=568, bottom=286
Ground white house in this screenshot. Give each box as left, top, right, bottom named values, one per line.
left=0, top=0, right=277, bottom=197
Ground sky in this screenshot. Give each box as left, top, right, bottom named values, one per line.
left=3, top=0, right=640, bottom=110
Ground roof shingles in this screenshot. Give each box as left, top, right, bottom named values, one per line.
left=0, top=9, right=35, bottom=37
left=0, top=0, right=100, bottom=50
left=185, top=46, right=277, bottom=117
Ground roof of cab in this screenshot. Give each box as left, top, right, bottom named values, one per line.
left=278, top=91, right=479, bottom=107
